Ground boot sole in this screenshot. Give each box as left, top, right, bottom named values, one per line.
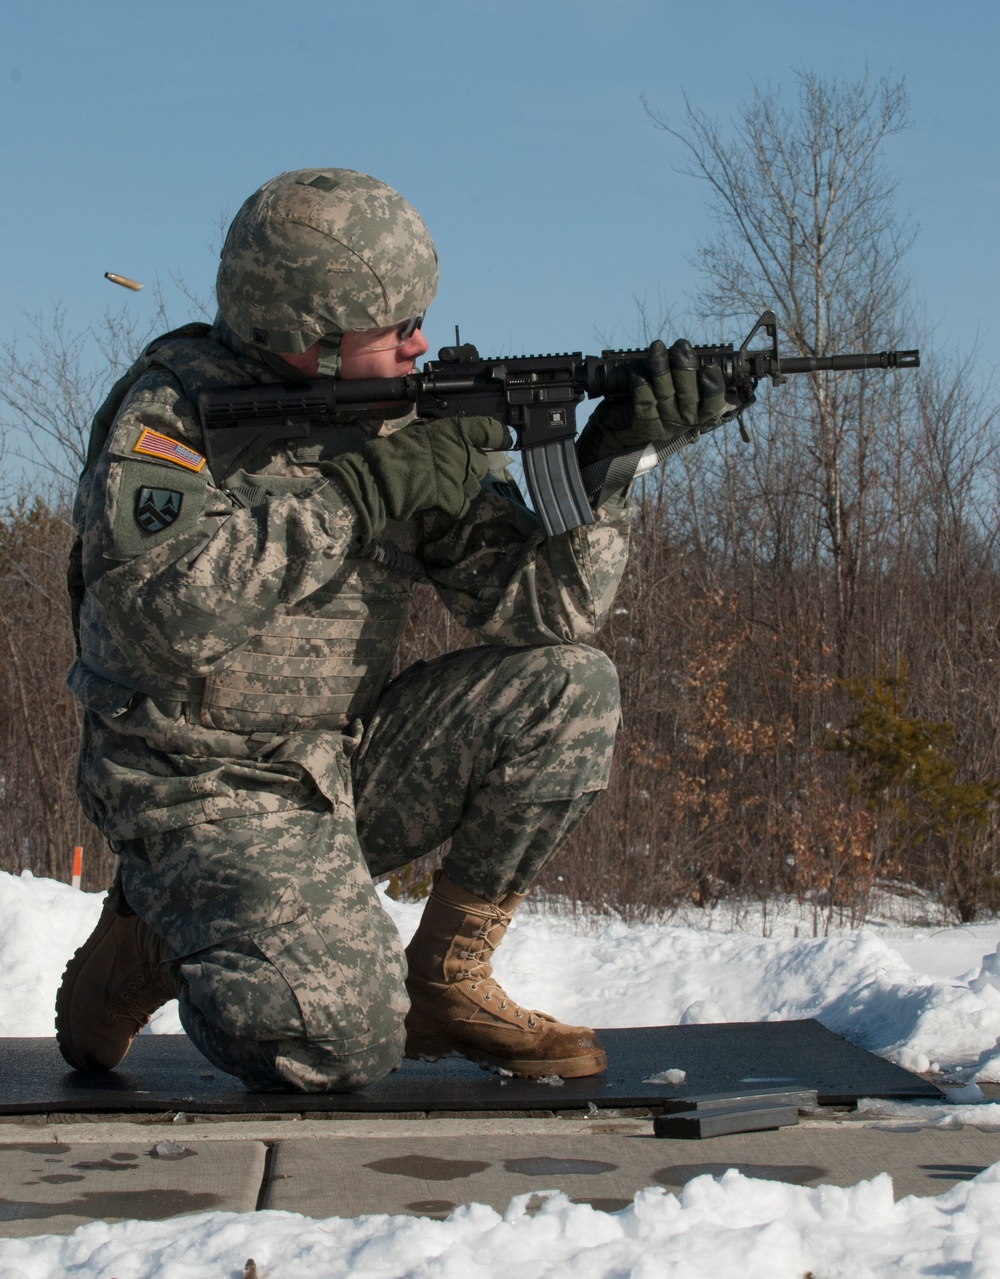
left=476, top=1047, right=607, bottom=1079
left=55, top=913, right=124, bottom=1072
left=405, top=1031, right=607, bottom=1079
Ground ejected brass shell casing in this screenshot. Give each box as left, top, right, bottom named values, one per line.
left=104, top=272, right=143, bottom=291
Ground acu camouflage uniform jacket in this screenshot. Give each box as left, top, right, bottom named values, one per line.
left=68, top=327, right=632, bottom=845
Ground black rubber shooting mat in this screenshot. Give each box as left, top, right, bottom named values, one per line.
left=0, top=1021, right=942, bottom=1114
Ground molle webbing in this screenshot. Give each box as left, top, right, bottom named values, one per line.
left=199, top=586, right=410, bottom=732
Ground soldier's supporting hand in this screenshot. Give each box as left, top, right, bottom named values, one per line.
left=577, top=338, right=748, bottom=468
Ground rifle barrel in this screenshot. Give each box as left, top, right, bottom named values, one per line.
left=773, top=349, right=920, bottom=374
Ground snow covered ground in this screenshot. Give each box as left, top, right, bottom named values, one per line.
left=7, top=870, right=1000, bottom=1082
left=2, top=869, right=1000, bottom=1276
left=1, top=1171, right=999, bottom=1279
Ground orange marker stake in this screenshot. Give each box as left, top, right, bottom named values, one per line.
left=71, top=845, right=83, bottom=890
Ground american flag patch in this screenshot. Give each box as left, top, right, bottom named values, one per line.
left=132, top=428, right=206, bottom=473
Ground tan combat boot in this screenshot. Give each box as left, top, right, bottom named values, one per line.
left=403, top=871, right=606, bottom=1078
left=55, top=904, right=178, bottom=1071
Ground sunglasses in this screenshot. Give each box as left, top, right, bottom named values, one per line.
left=364, top=314, right=424, bottom=351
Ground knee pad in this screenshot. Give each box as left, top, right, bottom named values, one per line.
left=177, top=911, right=407, bottom=1091
left=180, top=992, right=404, bottom=1093
left=271, top=1031, right=405, bottom=1092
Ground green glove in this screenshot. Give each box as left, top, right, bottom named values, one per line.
left=577, top=338, right=744, bottom=469
left=323, top=415, right=511, bottom=540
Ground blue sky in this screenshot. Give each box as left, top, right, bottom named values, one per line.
left=2, top=0, right=997, bottom=393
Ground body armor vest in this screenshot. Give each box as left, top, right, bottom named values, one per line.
left=72, top=330, right=423, bottom=735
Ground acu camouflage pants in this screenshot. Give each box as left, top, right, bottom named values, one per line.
left=116, top=643, right=619, bottom=1092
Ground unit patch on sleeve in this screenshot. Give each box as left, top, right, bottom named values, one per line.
left=135, top=486, right=183, bottom=533
left=132, top=428, right=207, bottom=472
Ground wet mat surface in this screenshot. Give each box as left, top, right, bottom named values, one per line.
left=0, top=1021, right=942, bottom=1114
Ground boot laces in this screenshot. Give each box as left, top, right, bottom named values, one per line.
left=460, top=906, right=538, bottom=1028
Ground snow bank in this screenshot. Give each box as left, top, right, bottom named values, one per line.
left=0, top=871, right=104, bottom=1036
left=1, top=1166, right=999, bottom=1279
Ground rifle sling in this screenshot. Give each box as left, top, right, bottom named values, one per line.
left=581, top=430, right=699, bottom=508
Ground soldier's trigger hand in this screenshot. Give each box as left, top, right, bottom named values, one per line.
left=321, top=415, right=511, bottom=541
left=452, top=416, right=512, bottom=452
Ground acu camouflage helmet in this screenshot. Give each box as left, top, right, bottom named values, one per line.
left=216, top=169, right=438, bottom=374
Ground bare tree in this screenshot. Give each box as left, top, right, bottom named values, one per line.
left=0, top=289, right=179, bottom=499
left=646, top=71, right=917, bottom=671
left=617, top=70, right=1000, bottom=921
left=0, top=289, right=183, bottom=886
left=0, top=496, right=94, bottom=882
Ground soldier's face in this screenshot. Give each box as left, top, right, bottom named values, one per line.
left=339, top=319, right=429, bottom=380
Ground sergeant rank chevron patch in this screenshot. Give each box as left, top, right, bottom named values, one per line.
left=135, top=486, right=183, bottom=533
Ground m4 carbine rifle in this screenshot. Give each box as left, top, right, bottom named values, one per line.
left=197, top=311, right=919, bottom=538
